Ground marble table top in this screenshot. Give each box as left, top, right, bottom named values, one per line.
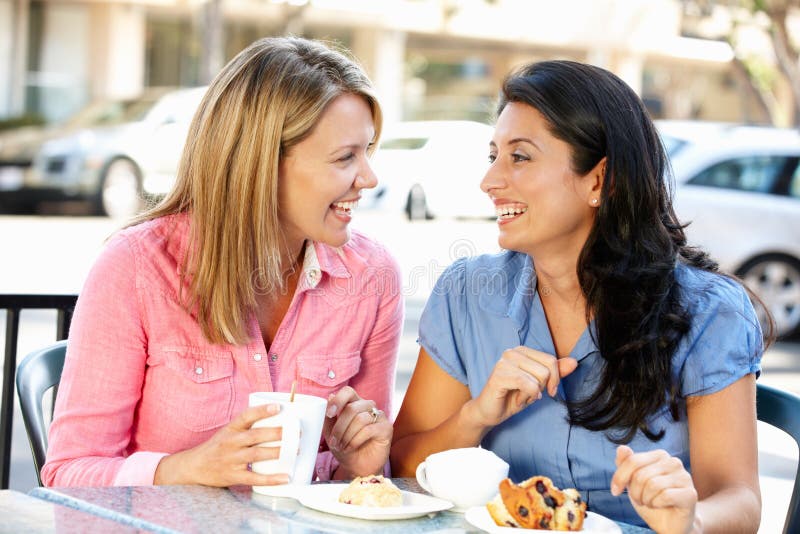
left=0, top=489, right=135, bottom=533
left=28, top=479, right=654, bottom=533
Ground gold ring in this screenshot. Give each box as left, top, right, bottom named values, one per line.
left=370, top=406, right=380, bottom=424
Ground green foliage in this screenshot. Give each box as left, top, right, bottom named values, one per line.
left=0, top=114, right=46, bottom=132
left=743, top=55, right=779, bottom=91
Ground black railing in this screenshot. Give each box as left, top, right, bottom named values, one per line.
left=1, top=294, right=78, bottom=489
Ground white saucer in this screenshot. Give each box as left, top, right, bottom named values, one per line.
left=295, top=483, right=454, bottom=520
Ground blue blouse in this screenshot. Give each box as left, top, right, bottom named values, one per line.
left=418, top=251, right=763, bottom=526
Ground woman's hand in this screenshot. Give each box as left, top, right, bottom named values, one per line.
left=464, top=346, right=577, bottom=429
left=153, top=403, right=292, bottom=487
left=611, top=445, right=700, bottom=534
left=324, top=386, right=393, bottom=479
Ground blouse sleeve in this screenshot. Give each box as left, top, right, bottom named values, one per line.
left=41, top=232, right=166, bottom=487
left=678, top=275, right=764, bottom=397
left=417, top=258, right=469, bottom=385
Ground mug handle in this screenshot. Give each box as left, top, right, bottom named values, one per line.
left=415, top=461, right=432, bottom=493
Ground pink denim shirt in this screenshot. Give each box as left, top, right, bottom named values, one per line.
left=41, top=213, right=403, bottom=487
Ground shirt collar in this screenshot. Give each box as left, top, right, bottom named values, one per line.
left=300, top=241, right=351, bottom=290
left=478, top=251, right=597, bottom=362
left=477, top=251, right=535, bottom=329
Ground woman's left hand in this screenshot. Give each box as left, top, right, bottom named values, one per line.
left=324, top=386, right=392, bottom=478
left=611, top=445, right=700, bottom=534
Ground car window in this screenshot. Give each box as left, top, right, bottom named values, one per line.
left=63, top=96, right=161, bottom=128
left=155, top=91, right=205, bottom=124
left=687, top=155, right=788, bottom=194
left=660, top=134, right=686, bottom=157
left=790, top=162, right=800, bottom=199
left=379, top=137, right=428, bottom=150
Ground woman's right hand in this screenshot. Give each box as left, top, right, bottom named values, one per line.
left=153, top=403, right=292, bottom=487
left=464, top=346, right=578, bottom=429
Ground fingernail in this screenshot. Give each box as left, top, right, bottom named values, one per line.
left=277, top=474, right=290, bottom=484
left=537, top=392, right=542, bottom=400
left=326, top=405, right=337, bottom=418
left=266, top=403, right=280, bottom=415
left=329, top=437, right=337, bottom=448
left=610, top=483, right=620, bottom=496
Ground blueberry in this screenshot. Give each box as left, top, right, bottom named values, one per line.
left=535, top=481, right=546, bottom=494
left=518, top=505, right=529, bottom=518
left=544, top=496, right=556, bottom=508
left=568, top=511, right=575, bottom=522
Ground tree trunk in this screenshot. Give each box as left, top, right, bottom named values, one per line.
left=730, top=56, right=777, bottom=123
left=763, top=2, right=800, bottom=125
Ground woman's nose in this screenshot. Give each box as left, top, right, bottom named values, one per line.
left=357, top=159, right=378, bottom=190
left=480, top=161, right=504, bottom=194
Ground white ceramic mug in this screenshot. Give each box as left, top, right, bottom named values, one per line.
left=248, top=391, right=327, bottom=496
left=416, top=447, right=509, bottom=511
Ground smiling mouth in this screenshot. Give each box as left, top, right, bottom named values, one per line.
left=495, top=204, right=528, bottom=221
left=331, top=200, right=358, bottom=216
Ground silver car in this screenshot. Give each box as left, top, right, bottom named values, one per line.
left=20, top=87, right=205, bottom=218
left=364, top=120, right=495, bottom=220
left=660, top=120, right=800, bottom=338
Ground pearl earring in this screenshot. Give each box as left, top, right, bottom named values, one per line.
left=591, top=198, right=599, bottom=206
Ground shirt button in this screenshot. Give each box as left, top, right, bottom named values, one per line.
left=253, top=353, right=262, bottom=362
left=195, top=367, right=203, bottom=375
left=270, top=353, right=278, bottom=362
left=328, top=369, right=336, bottom=379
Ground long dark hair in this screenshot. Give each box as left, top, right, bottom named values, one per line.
left=499, top=60, right=725, bottom=443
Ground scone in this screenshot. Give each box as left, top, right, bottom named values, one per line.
left=555, top=488, right=587, bottom=531
left=338, top=475, right=403, bottom=507
left=486, top=493, right=520, bottom=528
left=487, top=476, right=587, bottom=531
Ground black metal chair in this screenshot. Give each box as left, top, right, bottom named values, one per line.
left=15, top=340, right=68, bottom=486
left=757, top=383, right=800, bottom=534
left=1, top=293, right=76, bottom=488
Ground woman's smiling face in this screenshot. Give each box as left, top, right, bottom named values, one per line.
left=278, top=93, right=378, bottom=251
left=481, top=101, right=602, bottom=257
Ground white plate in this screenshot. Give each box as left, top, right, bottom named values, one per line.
left=465, top=505, right=622, bottom=533
left=296, top=483, right=454, bottom=520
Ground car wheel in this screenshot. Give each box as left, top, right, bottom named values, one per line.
left=737, top=254, right=800, bottom=339
left=406, top=184, right=429, bottom=221
left=99, top=158, right=144, bottom=219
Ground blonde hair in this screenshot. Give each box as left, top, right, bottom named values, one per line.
left=131, top=37, right=383, bottom=344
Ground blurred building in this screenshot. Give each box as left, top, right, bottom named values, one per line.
left=0, top=0, right=785, bottom=125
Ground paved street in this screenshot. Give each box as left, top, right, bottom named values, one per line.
left=1, top=212, right=798, bottom=532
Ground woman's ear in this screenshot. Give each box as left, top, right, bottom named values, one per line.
left=586, top=156, right=606, bottom=207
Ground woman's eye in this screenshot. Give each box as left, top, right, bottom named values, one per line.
left=512, top=153, right=529, bottom=162
left=488, top=154, right=497, bottom=163
left=338, top=153, right=355, bottom=163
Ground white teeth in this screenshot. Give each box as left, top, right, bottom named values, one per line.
left=333, top=200, right=358, bottom=211
left=495, top=205, right=527, bottom=218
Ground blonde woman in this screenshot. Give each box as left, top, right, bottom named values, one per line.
left=42, top=37, right=402, bottom=487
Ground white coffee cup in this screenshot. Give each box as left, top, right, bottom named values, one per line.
left=416, top=447, right=509, bottom=511
left=249, top=391, right=327, bottom=497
